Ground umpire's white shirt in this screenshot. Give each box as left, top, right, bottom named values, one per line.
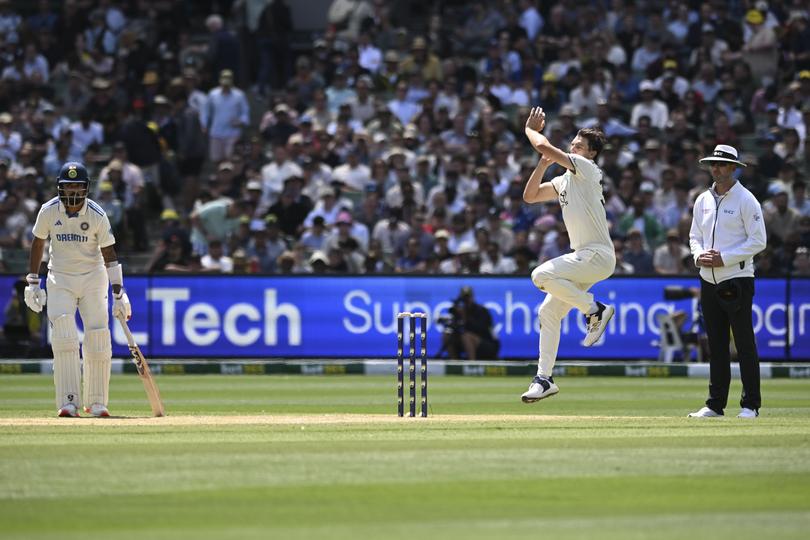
left=550, top=154, right=613, bottom=253
left=689, top=181, right=767, bottom=284
left=32, top=197, right=116, bottom=275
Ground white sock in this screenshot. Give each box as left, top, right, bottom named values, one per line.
left=587, top=302, right=599, bottom=315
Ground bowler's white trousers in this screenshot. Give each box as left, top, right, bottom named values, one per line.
left=530, top=247, right=616, bottom=377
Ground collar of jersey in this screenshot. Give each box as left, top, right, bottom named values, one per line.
left=710, top=179, right=740, bottom=198
left=59, top=200, right=88, bottom=217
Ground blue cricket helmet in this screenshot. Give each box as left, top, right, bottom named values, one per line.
left=56, top=161, right=90, bottom=207
left=57, top=162, right=89, bottom=183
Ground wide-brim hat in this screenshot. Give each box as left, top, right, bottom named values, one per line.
left=699, top=144, right=747, bottom=167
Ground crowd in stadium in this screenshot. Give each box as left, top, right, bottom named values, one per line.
left=0, top=0, right=809, bottom=277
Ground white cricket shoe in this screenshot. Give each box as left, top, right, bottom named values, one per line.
left=57, top=403, right=80, bottom=417
left=521, top=376, right=559, bottom=403
left=84, top=403, right=110, bottom=417
left=582, top=302, right=615, bottom=346
left=737, top=408, right=759, bottom=418
left=687, top=406, right=723, bottom=418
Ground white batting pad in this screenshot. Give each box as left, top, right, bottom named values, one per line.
left=51, top=315, right=81, bottom=409
left=83, top=328, right=112, bottom=408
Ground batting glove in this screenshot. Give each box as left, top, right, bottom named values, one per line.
left=112, top=289, right=132, bottom=321
left=23, top=273, right=47, bottom=313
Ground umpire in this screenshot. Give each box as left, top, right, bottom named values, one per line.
left=688, top=145, right=767, bottom=418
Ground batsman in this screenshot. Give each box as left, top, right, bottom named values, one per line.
left=25, top=162, right=131, bottom=417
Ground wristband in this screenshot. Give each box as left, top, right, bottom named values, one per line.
left=26, top=273, right=39, bottom=285
left=106, top=262, right=124, bottom=287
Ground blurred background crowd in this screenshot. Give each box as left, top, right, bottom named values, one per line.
left=0, top=0, right=809, bottom=278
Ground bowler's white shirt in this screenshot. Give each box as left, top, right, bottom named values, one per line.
left=550, top=154, right=613, bottom=252
left=32, top=197, right=115, bottom=275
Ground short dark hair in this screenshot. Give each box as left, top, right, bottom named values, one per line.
left=577, top=128, right=607, bottom=159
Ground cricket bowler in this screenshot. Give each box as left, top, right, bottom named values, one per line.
left=520, top=108, right=616, bottom=402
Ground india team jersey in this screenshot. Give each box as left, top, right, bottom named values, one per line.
left=550, top=154, right=612, bottom=252
left=32, top=197, right=115, bottom=275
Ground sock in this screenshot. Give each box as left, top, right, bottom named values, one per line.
left=587, top=302, right=599, bottom=315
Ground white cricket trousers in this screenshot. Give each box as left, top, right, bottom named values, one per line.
left=530, top=247, right=616, bottom=377
left=47, top=267, right=111, bottom=409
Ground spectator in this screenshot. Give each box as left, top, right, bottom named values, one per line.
left=481, top=240, right=517, bottom=274
left=324, top=210, right=367, bottom=253
left=765, top=183, right=801, bottom=244
left=148, top=235, right=196, bottom=273
left=692, top=62, right=722, bottom=104
left=654, top=229, right=691, bottom=275
left=791, top=245, right=810, bottom=275
left=372, top=208, right=411, bottom=258
left=260, top=143, right=303, bottom=210
left=332, top=146, right=370, bottom=191
left=267, top=178, right=312, bottom=238
left=623, top=228, right=655, bottom=274
left=242, top=217, right=278, bottom=273
left=395, top=237, right=426, bottom=273
left=0, top=113, right=21, bottom=162
left=205, top=14, right=240, bottom=79
left=261, top=104, right=298, bottom=146
left=741, top=9, right=778, bottom=84
left=200, top=239, right=234, bottom=273
left=791, top=181, right=810, bottom=216
left=200, top=69, right=250, bottom=163
left=327, top=0, right=373, bottom=42
left=303, top=185, right=341, bottom=227
left=190, top=198, right=243, bottom=254
left=618, top=194, right=665, bottom=250
left=400, top=36, right=443, bottom=81
left=631, top=80, right=668, bottom=129
left=388, top=81, right=421, bottom=127
left=256, top=0, right=293, bottom=93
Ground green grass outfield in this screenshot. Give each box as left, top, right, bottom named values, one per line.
left=1, top=374, right=809, bottom=540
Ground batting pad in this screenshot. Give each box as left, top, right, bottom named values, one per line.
left=51, top=315, right=81, bottom=409
left=83, top=328, right=112, bottom=408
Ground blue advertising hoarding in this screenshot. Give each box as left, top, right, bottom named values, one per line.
left=0, top=274, right=807, bottom=360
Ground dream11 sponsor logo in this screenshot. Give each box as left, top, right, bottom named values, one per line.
left=112, top=288, right=301, bottom=347
left=340, top=288, right=697, bottom=342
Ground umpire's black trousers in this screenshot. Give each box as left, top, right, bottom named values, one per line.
left=700, top=277, right=761, bottom=413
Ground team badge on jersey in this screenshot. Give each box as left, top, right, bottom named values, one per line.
left=81, top=222, right=89, bottom=231
left=559, top=190, right=568, bottom=207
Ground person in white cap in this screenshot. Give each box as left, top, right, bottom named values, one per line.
left=688, top=144, right=767, bottom=418
left=519, top=107, right=616, bottom=403
left=630, top=80, right=668, bottom=129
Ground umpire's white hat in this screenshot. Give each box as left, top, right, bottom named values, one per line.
left=699, top=144, right=747, bottom=168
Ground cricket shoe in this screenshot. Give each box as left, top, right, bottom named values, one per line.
left=687, top=406, right=723, bottom=418
left=57, top=403, right=80, bottom=417
left=521, top=376, right=559, bottom=403
left=582, top=302, right=614, bottom=346
left=737, top=408, right=759, bottom=418
left=84, top=403, right=110, bottom=417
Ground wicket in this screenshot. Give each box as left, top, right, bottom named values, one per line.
left=396, top=312, right=427, bottom=417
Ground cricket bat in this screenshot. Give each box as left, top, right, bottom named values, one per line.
left=116, top=315, right=165, bottom=417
